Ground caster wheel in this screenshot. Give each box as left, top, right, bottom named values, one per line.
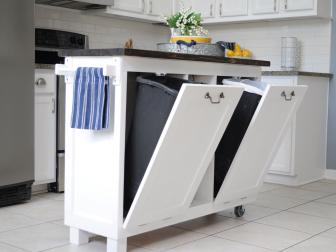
left=234, top=205, right=245, bottom=218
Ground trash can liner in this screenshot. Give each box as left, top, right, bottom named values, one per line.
left=124, top=75, right=194, bottom=217
left=214, top=79, right=264, bottom=197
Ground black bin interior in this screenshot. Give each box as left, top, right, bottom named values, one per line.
left=124, top=75, right=194, bottom=217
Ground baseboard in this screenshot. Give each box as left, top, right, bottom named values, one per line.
left=324, top=169, right=336, bottom=180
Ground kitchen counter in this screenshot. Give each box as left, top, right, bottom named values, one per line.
left=59, top=48, right=270, bottom=67
left=262, top=70, right=333, bottom=78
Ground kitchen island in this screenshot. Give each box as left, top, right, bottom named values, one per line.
left=56, top=48, right=306, bottom=252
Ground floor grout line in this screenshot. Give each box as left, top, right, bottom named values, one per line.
left=279, top=225, right=336, bottom=252
left=0, top=240, right=31, bottom=252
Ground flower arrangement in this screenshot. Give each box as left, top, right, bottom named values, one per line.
left=164, top=5, right=208, bottom=36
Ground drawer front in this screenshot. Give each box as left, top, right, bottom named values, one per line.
left=35, top=69, right=56, bottom=94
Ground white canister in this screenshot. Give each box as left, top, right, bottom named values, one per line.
left=281, top=37, right=300, bottom=70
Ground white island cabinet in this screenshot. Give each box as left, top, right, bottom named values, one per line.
left=262, top=72, right=331, bottom=186
left=55, top=49, right=306, bottom=252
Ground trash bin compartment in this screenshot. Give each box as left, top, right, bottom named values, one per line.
left=124, top=75, right=194, bottom=217
left=214, top=91, right=262, bottom=197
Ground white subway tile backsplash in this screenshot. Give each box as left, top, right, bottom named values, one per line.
left=35, top=4, right=331, bottom=73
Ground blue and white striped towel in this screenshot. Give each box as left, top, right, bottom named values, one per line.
left=71, top=67, right=111, bottom=130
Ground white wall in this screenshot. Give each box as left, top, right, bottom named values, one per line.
left=207, top=19, right=331, bottom=72
left=35, top=5, right=331, bottom=73
left=35, top=5, right=170, bottom=50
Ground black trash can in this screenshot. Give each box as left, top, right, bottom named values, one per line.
left=124, top=75, right=194, bottom=217
left=214, top=84, right=262, bottom=197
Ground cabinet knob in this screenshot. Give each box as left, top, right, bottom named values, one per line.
left=35, top=78, right=46, bottom=87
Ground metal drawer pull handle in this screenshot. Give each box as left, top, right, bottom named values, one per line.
left=281, top=91, right=295, bottom=101
left=35, top=78, right=46, bottom=86
left=205, top=92, right=225, bottom=104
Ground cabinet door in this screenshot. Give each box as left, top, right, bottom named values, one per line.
left=34, top=95, right=56, bottom=184
left=284, top=0, right=315, bottom=12
left=252, top=0, right=278, bottom=14
left=218, top=0, right=248, bottom=17
left=146, top=0, right=172, bottom=17
left=182, top=0, right=216, bottom=19
left=112, top=0, right=144, bottom=13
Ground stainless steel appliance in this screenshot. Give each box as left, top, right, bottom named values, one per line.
left=0, top=0, right=34, bottom=206
left=35, top=0, right=111, bottom=10
left=35, top=28, right=88, bottom=192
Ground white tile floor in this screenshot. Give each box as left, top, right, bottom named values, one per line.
left=0, top=180, right=336, bottom=251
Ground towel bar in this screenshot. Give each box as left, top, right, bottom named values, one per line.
left=55, top=64, right=117, bottom=80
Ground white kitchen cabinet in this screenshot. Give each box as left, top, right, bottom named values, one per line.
left=34, top=69, right=56, bottom=185
left=112, top=0, right=144, bottom=13
left=252, top=0, right=278, bottom=15
left=180, top=0, right=216, bottom=19
left=102, top=0, right=172, bottom=22
left=284, top=0, right=315, bottom=12
left=145, top=0, right=172, bottom=17
left=262, top=74, right=329, bottom=186
left=218, top=0, right=248, bottom=17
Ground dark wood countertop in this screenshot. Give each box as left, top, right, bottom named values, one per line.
left=262, top=71, right=333, bottom=78
left=59, top=48, right=270, bottom=67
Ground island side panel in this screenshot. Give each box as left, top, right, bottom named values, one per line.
left=64, top=56, right=127, bottom=240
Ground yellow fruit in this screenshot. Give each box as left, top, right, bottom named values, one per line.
left=234, top=51, right=242, bottom=57
left=226, top=49, right=234, bottom=57
left=234, top=43, right=241, bottom=52
left=242, top=49, right=252, bottom=58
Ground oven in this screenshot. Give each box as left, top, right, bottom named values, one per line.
left=35, top=28, right=88, bottom=192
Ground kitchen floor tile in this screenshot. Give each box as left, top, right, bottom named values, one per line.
left=44, top=239, right=151, bottom=252
left=0, top=223, right=69, bottom=252
left=215, top=222, right=311, bottom=251
left=283, top=236, right=336, bottom=252
left=320, top=227, right=336, bottom=239
left=319, top=179, right=336, bottom=184
left=175, top=214, right=247, bottom=235
left=289, top=202, right=336, bottom=220
left=255, top=211, right=336, bottom=234
left=218, top=204, right=281, bottom=221
left=315, top=194, right=336, bottom=205
left=0, top=243, right=26, bottom=252
left=0, top=210, right=44, bottom=233
left=260, top=183, right=283, bottom=192
left=5, top=197, right=64, bottom=222
left=300, top=182, right=336, bottom=194
left=166, top=236, right=273, bottom=252
left=128, top=226, right=207, bottom=251
left=265, top=187, right=330, bottom=201
left=254, top=192, right=309, bottom=210
left=52, top=219, right=65, bottom=226
left=37, top=193, right=64, bottom=201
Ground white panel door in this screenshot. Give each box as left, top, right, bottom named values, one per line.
left=182, top=0, right=216, bottom=19
left=124, top=85, right=243, bottom=230
left=34, top=95, right=56, bottom=184
left=146, top=0, right=172, bottom=17
left=215, top=85, right=307, bottom=204
left=218, top=0, right=248, bottom=17
left=252, top=0, right=279, bottom=14
left=284, top=0, right=315, bottom=11
left=112, top=0, right=144, bottom=13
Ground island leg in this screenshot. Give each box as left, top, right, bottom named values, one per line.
left=107, top=238, right=127, bottom=252
left=70, top=227, right=92, bottom=245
